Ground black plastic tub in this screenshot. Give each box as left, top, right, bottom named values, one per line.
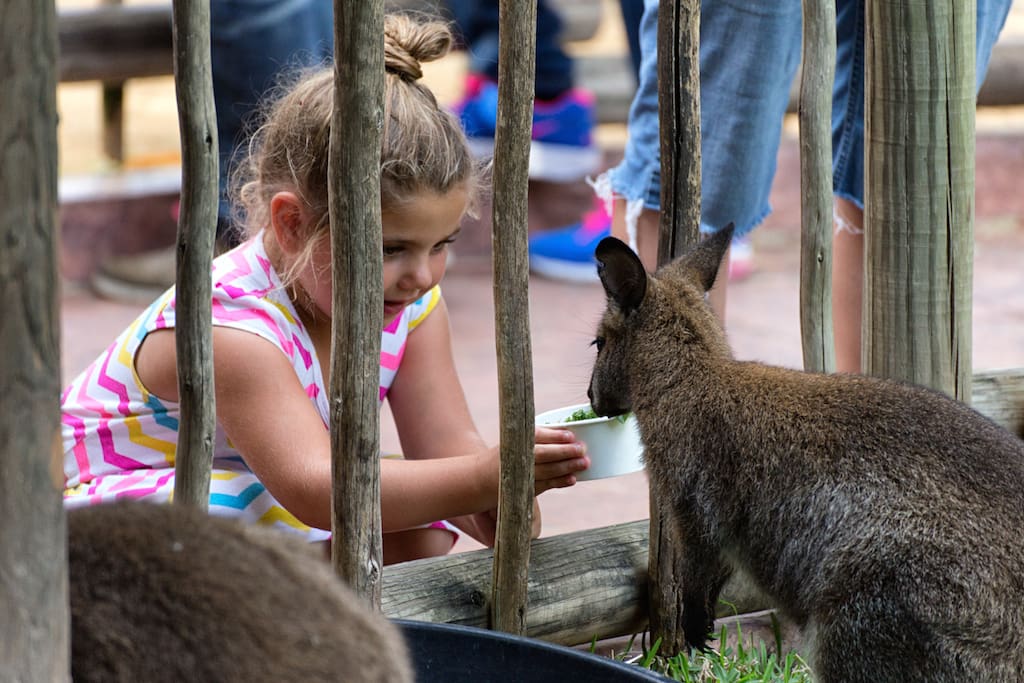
left=396, top=620, right=669, bottom=682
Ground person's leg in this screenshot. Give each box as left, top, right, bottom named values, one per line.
left=697, top=0, right=802, bottom=318
left=444, top=0, right=570, bottom=98
left=831, top=196, right=865, bottom=373
left=830, top=0, right=1012, bottom=373
left=447, top=0, right=597, bottom=181
left=829, top=0, right=867, bottom=373
left=618, top=0, right=645, bottom=81
left=210, top=0, right=334, bottom=246
left=533, top=0, right=572, bottom=101
left=382, top=527, right=457, bottom=565
left=605, top=0, right=801, bottom=321
left=603, top=0, right=658, bottom=271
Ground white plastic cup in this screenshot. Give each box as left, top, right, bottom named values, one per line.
left=535, top=403, right=645, bottom=481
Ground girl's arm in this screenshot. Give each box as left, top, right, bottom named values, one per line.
left=135, top=326, right=508, bottom=533
left=386, top=299, right=588, bottom=543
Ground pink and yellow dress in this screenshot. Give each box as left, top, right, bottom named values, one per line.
left=62, top=235, right=441, bottom=542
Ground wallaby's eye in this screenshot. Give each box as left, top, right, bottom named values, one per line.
left=591, top=337, right=605, bottom=352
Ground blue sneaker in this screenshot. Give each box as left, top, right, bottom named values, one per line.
left=453, top=75, right=602, bottom=182
left=528, top=201, right=611, bottom=283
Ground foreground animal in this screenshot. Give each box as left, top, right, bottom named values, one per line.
left=587, top=228, right=1024, bottom=682
left=69, top=501, right=412, bottom=683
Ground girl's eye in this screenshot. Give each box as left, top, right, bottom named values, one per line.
left=383, top=245, right=403, bottom=257
left=431, top=239, right=455, bottom=254
left=591, top=337, right=605, bottom=352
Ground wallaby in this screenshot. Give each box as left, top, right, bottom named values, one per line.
left=68, top=500, right=413, bottom=683
left=587, top=227, right=1024, bottom=683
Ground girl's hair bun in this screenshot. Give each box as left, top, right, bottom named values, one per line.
left=383, top=13, right=453, bottom=82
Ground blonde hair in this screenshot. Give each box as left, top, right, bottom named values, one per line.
left=233, top=13, right=479, bottom=286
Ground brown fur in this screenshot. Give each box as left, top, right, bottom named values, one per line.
left=587, top=228, right=1024, bottom=683
left=68, top=501, right=413, bottom=683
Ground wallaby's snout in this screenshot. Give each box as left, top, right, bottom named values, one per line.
left=588, top=384, right=630, bottom=418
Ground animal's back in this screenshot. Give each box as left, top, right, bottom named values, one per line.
left=679, top=366, right=1024, bottom=679
left=69, top=500, right=412, bottom=683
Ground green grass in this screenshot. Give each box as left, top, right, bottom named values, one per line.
left=566, top=406, right=600, bottom=422
left=606, top=616, right=813, bottom=682
left=564, top=407, right=631, bottom=423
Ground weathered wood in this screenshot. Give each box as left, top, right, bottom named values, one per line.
left=489, top=0, right=537, bottom=636
left=655, top=0, right=701, bottom=267
left=329, top=0, right=385, bottom=606
left=0, top=0, right=70, bottom=678
left=797, top=0, right=836, bottom=374
left=383, top=520, right=768, bottom=646
left=649, top=0, right=701, bottom=657
left=58, top=5, right=174, bottom=83
left=101, top=79, right=125, bottom=163
left=784, top=39, right=1024, bottom=115
left=972, top=368, right=1024, bottom=436
left=863, top=0, right=975, bottom=398
left=100, top=0, right=126, bottom=163
left=170, top=0, right=218, bottom=509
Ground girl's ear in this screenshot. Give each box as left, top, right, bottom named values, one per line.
left=595, top=236, right=647, bottom=314
left=269, top=191, right=308, bottom=255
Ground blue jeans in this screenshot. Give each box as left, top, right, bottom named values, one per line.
left=443, top=0, right=573, bottom=101
left=605, top=0, right=1013, bottom=238
left=210, top=0, right=334, bottom=231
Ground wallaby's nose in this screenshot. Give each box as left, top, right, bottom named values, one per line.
left=587, top=386, right=594, bottom=405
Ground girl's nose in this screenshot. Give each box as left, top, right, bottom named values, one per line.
left=402, top=255, right=434, bottom=291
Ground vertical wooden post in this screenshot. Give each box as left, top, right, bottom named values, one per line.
left=170, top=0, right=219, bottom=508
left=656, top=0, right=701, bottom=266
left=100, top=0, right=125, bottom=164
left=863, top=0, right=974, bottom=398
left=329, top=0, right=385, bottom=605
left=490, top=0, right=537, bottom=636
left=650, top=0, right=701, bottom=656
left=798, top=0, right=837, bottom=374
left=0, top=0, right=70, bottom=678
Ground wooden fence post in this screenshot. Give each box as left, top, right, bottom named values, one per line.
left=656, top=0, right=701, bottom=265
left=170, top=0, right=219, bottom=509
left=329, top=0, right=386, bottom=605
left=863, top=0, right=975, bottom=398
left=0, top=0, right=70, bottom=678
left=489, top=0, right=538, bottom=636
left=798, top=0, right=837, bottom=374
left=100, top=0, right=126, bottom=164
left=649, top=0, right=701, bottom=656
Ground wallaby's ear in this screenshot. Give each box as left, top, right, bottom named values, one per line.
left=595, top=237, right=647, bottom=313
left=686, top=223, right=735, bottom=292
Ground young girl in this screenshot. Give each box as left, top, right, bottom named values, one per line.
left=62, top=14, right=589, bottom=564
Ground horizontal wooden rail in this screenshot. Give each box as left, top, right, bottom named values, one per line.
left=59, top=5, right=173, bottom=83
left=383, top=519, right=770, bottom=647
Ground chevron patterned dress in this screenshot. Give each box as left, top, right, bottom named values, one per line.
left=62, top=234, right=441, bottom=542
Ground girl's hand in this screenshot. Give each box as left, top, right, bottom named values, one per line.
left=533, top=426, right=589, bottom=494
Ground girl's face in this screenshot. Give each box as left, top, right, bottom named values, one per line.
left=380, top=186, right=468, bottom=324
left=300, top=186, right=468, bottom=326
